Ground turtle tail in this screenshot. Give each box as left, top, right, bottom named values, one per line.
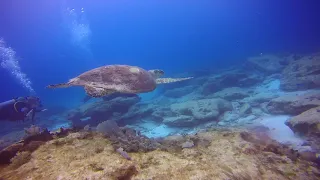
left=46, top=82, right=71, bottom=89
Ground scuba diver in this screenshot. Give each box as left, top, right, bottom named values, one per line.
left=0, top=96, right=47, bottom=123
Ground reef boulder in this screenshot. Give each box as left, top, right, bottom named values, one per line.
left=285, top=106, right=320, bottom=136
left=280, top=55, right=320, bottom=91
left=67, top=95, right=140, bottom=127
left=164, top=98, right=232, bottom=127
left=201, top=71, right=262, bottom=96
left=212, top=87, right=249, bottom=100
left=246, top=54, right=289, bottom=74
left=266, top=91, right=320, bottom=115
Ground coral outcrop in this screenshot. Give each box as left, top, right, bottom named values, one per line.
left=285, top=106, right=320, bottom=136
left=246, top=54, right=289, bottom=74
left=281, top=54, right=320, bottom=91
left=212, top=87, right=250, bottom=100
left=67, top=95, right=140, bottom=127
left=96, top=120, right=160, bottom=152
left=1, top=129, right=319, bottom=180
left=201, top=70, right=262, bottom=96
left=266, top=91, right=320, bottom=115
left=164, top=98, right=232, bottom=127
left=0, top=127, right=68, bottom=165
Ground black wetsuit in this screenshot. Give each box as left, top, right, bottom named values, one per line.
left=0, top=99, right=43, bottom=122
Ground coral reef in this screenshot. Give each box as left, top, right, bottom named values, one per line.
left=97, top=120, right=160, bottom=152
left=0, top=129, right=319, bottom=180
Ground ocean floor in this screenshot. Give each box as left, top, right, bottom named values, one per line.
left=1, top=129, right=319, bottom=180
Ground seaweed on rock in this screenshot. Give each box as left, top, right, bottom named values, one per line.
left=96, top=120, right=161, bottom=152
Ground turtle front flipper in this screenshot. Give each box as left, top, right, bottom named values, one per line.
left=84, top=85, right=114, bottom=97
left=46, top=82, right=71, bottom=89
left=156, top=77, right=193, bottom=84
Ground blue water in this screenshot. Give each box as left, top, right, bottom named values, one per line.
left=0, top=0, right=319, bottom=106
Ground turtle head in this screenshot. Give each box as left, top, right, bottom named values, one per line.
left=148, top=69, right=164, bottom=79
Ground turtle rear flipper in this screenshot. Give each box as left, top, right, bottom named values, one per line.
left=46, top=83, right=71, bottom=89
left=84, top=85, right=114, bottom=97
left=156, top=77, right=193, bottom=84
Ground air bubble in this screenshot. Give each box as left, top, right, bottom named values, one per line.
left=0, top=38, right=35, bottom=94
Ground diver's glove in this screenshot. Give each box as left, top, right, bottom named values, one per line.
left=21, top=107, right=29, bottom=113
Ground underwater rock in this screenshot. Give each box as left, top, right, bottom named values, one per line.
left=0, top=129, right=53, bottom=165
left=266, top=91, right=320, bottom=115
left=201, top=78, right=223, bottom=96
left=24, top=125, right=42, bottom=137
left=23, top=129, right=53, bottom=144
left=116, top=147, right=132, bottom=160
left=151, top=107, right=175, bottom=122
left=239, top=131, right=300, bottom=161
left=181, top=140, right=194, bottom=148
left=219, top=72, right=262, bottom=88
left=281, top=55, right=320, bottom=91
left=238, top=103, right=252, bottom=115
left=0, top=127, right=74, bottom=166
left=96, top=120, right=123, bottom=137
left=285, top=106, right=320, bottom=136
left=0, top=143, right=24, bottom=164
left=96, top=120, right=161, bottom=152
left=212, top=87, right=249, bottom=100
left=240, top=130, right=320, bottom=165
left=218, top=111, right=240, bottom=123
left=201, top=72, right=261, bottom=96
left=67, top=95, right=140, bottom=127
left=119, top=103, right=155, bottom=124
left=167, top=98, right=232, bottom=127
left=9, top=151, right=31, bottom=169
left=163, top=85, right=195, bottom=98
left=23, top=129, right=53, bottom=145
left=243, top=92, right=280, bottom=107
left=110, top=164, right=138, bottom=180
left=246, top=54, right=288, bottom=74
left=20, top=141, right=45, bottom=152
left=163, top=115, right=195, bottom=127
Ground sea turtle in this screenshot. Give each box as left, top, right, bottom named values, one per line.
left=46, top=65, right=193, bottom=97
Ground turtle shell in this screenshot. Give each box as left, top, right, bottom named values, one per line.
left=76, top=65, right=157, bottom=93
